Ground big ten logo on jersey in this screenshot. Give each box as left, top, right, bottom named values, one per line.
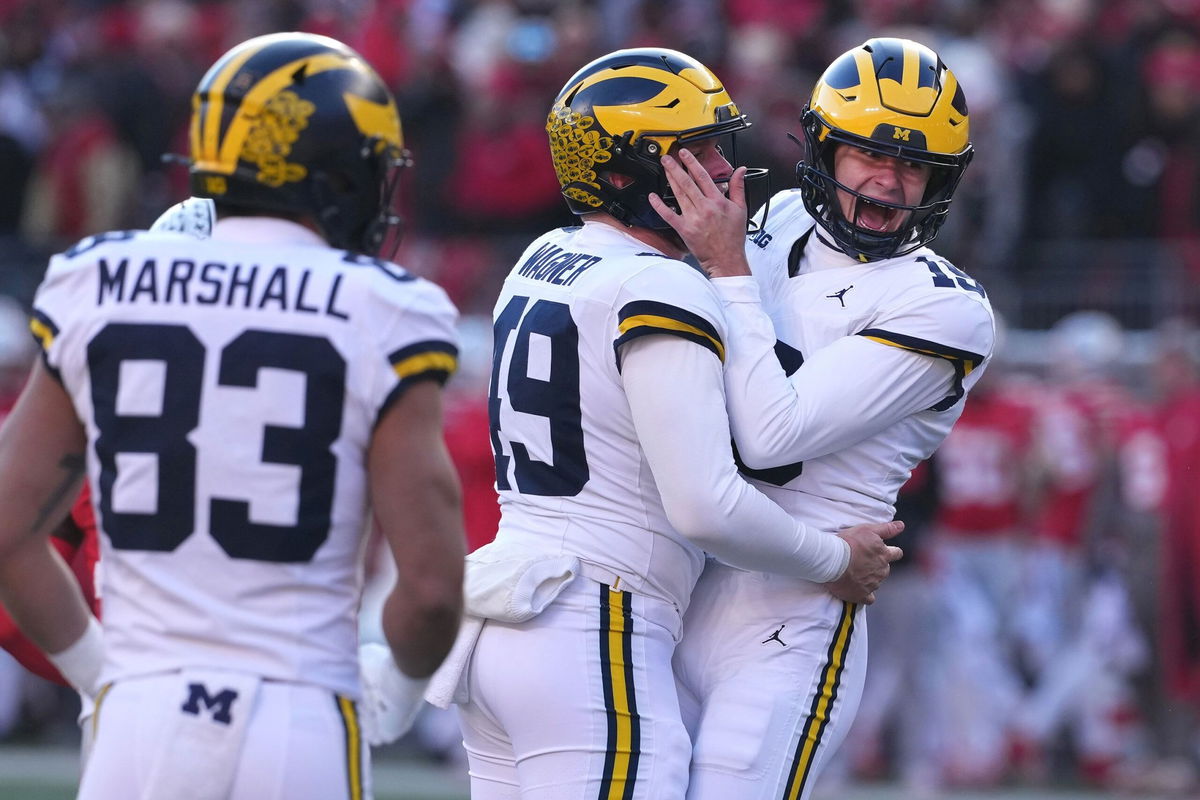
left=748, top=228, right=773, bottom=249
left=182, top=682, right=239, bottom=725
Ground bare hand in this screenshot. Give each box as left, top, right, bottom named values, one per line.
left=824, top=520, right=905, bottom=605
left=648, top=149, right=752, bottom=278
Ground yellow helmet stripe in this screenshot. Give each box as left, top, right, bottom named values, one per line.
left=570, top=64, right=727, bottom=97
left=902, top=42, right=921, bottom=93
left=215, top=53, right=350, bottom=167
left=196, top=44, right=260, bottom=163
left=581, top=64, right=736, bottom=147
left=343, top=92, right=402, bottom=149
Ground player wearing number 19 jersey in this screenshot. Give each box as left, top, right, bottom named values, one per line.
left=452, top=49, right=902, bottom=800
left=665, top=39, right=995, bottom=800
left=0, top=33, right=465, bottom=800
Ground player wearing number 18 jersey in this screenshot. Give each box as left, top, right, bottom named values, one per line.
left=656, top=38, right=995, bottom=800
left=0, top=33, right=464, bottom=800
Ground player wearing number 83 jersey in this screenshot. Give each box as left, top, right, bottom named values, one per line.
left=0, top=32, right=465, bottom=800
left=31, top=220, right=458, bottom=693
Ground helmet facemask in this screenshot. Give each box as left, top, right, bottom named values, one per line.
left=313, top=138, right=412, bottom=259
left=599, top=119, right=770, bottom=232
left=797, top=37, right=974, bottom=261
left=798, top=109, right=972, bottom=260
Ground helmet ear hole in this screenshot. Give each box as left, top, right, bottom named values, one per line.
left=322, top=170, right=354, bottom=195
left=601, top=171, right=635, bottom=190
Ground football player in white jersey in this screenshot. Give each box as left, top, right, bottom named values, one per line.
left=0, top=32, right=465, bottom=800
left=652, top=38, right=996, bottom=799
left=444, top=48, right=902, bottom=799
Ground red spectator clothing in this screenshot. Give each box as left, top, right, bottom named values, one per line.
left=1032, top=383, right=1123, bottom=547
left=0, top=485, right=101, bottom=685
left=1112, top=403, right=1168, bottom=514
left=350, top=2, right=415, bottom=89
left=724, top=0, right=824, bottom=31
left=443, top=396, right=500, bottom=553
left=933, top=389, right=1037, bottom=535
left=32, top=114, right=125, bottom=241
left=1157, top=389, right=1200, bottom=701
left=445, top=121, right=563, bottom=221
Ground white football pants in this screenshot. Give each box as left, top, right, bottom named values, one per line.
left=79, top=669, right=369, bottom=800
left=674, top=563, right=867, bottom=800
left=458, top=573, right=690, bottom=799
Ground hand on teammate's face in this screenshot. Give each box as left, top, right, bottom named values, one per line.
left=649, top=147, right=753, bottom=279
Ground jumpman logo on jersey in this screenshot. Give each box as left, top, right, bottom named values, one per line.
left=762, top=624, right=787, bottom=647
left=827, top=285, right=854, bottom=307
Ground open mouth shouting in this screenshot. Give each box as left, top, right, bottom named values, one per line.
left=852, top=196, right=900, bottom=232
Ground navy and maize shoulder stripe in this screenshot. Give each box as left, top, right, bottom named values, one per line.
left=29, top=310, right=63, bottom=382
left=377, top=339, right=458, bottom=426
left=613, top=300, right=724, bottom=371
left=388, top=340, right=459, bottom=386
left=29, top=310, right=58, bottom=352
left=857, top=328, right=986, bottom=412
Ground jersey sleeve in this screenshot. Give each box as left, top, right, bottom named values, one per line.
left=856, top=284, right=994, bottom=411
left=716, top=276, right=993, bottom=468
left=622, top=335, right=849, bottom=581
left=30, top=252, right=93, bottom=381
left=611, top=260, right=727, bottom=372
left=361, top=269, right=461, bottom=422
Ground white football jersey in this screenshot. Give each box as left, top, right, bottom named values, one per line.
left=31, top=218, right=459, bottom=696
left=733, top=190, right=995, bottom=530
left=488, top=221, right=729, bottom=609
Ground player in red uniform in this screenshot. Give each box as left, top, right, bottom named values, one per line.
left=0, top=485, right=100, bottom=686
left=927, top=361, right=1041, bottom=785
left=0, top=195, right=210, bottom=691
left=1013, top=312, right=1154, bottom=787
left=1154, top=321, right=1200, bottom=704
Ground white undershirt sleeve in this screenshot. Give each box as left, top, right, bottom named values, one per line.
left=620, top=335, right=849, bottom=582
left=714, top=276, right=959, bottom=469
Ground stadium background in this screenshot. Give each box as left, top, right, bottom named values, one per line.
left=0, top=0, right=1198, bottom=798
